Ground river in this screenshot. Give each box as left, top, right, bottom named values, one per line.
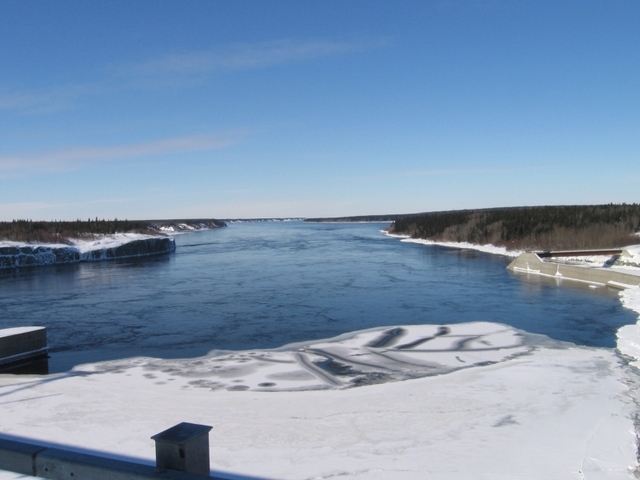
left=0, top=221, right=635, bottom=373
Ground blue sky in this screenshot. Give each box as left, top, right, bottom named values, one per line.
left=0, top=0, right=638, bottom=221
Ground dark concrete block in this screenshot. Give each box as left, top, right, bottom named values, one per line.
left=0, top=438, right=47, bottom=475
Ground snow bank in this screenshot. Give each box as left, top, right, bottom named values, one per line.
left=617, top=246, right=640, bottom=268
left=617, top=287, right=640, bottom=368
left=0, top=234, right=175, bottom=269
left=69, top=233, right=160, bottom=254
left=552, top=254, right=616, bottom=267
left=154, top=220, right=226, bottom=234
left=0, top=323, right=636, bottom=479
left=384, top=232, right=521, bottom=257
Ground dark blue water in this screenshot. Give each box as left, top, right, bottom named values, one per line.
left=0, top=221, right=635, bottom=373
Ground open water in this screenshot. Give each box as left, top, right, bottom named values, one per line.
left=0, top=221, right=636, bottom=373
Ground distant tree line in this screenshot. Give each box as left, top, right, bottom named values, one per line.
left=305, top=214, right=406, bottom=222
left=389, top=204, right=640, bottom=250
left=0, top=219, right=154, bottom=244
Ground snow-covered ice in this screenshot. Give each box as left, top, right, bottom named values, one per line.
left=0, top=322, right=638, bottom=479
left=75, top=322, right=533, bottom=392
left=617, top=287, right=640, bottom=368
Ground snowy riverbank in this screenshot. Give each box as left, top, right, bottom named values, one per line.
left=0, top=233, right=175, bottom=269
left=384, top=232, right=522, bottom=257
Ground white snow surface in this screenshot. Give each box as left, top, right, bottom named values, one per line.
left=73, top=322, right=534, bottom=393
left=0, top=322, right=639, bottom=479
left=68, top=233, right=162, bottom=254
left=0, top=233, right=159, bottom=252
left=0, top=326, right=44, bottom=338
left=548, top=246, right=640, bottom=270
left=550, top=254, right=616, bottom=267
left=617, top=287, right=640, bottom=368
left=618, top=246, right=640, bottom=268
left=384, top=232, right=522, bottom=257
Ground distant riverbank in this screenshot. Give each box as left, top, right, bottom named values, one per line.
left=0, top=218, right=227, bottom=269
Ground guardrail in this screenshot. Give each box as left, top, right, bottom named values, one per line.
left=0, top=423, right=222, bottom=479
left=532, top=249, right=623, bottom=258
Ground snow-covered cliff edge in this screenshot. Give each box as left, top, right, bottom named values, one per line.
left=0, top=234, right=175, bottom=269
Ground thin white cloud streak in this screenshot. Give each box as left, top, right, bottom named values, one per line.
left=0, top=84, right=93, bottom=114
left=2, top=38, right=388, bottom=114
left=132, top=38, right=389, bottom=77
left=0, top=132, right=240, bottom=176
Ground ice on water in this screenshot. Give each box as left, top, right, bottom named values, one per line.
left=1, top=320, right=637, bottom=480
left=77, top=322, right=533, bottom=392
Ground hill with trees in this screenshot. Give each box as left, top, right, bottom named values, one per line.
left=388, top=204, right=640, bottom=251
left=0, top=218, right=226, bottom=244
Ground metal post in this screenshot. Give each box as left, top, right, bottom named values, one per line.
left=151, top=422, right=213, bottom=476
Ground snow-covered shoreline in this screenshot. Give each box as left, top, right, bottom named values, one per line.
left=0, top=233, right=176, bottom=269
left=384, top=231, right=522, bottom=257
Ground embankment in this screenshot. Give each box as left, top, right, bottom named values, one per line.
left=507, top=252, right=640, bottom=289
left=0, top=236, right=176, bottom=269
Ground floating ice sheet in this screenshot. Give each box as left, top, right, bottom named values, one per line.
left=78, top=322, right=533, bottom=392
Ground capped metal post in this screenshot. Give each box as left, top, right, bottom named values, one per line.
left=151, top=422, right=213, bottom=476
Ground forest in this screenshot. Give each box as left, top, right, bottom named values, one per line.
left=389, top=204, right=640, bottom=251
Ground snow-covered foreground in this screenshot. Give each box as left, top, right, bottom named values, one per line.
left=3, top=235, right=640, bottom=479
left=1, top=322, right=639, bottom=479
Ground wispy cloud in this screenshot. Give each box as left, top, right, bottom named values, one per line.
left=0, top=132, right=241, bottom=177
left=0, top=84, right=93, bottom=115
left=2, top=38, right=389, bottom=114
left=130, top=38, right=389, bottom=78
